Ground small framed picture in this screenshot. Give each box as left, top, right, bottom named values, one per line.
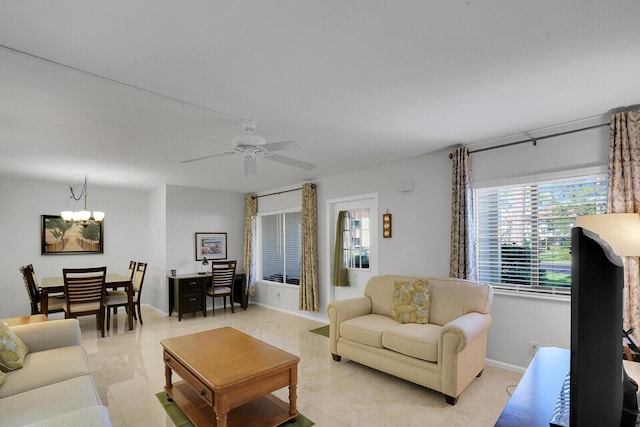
left=195, top=232, right=227, bottom=261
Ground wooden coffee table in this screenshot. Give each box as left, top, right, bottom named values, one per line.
left=161, top=327, right=299, bottom=427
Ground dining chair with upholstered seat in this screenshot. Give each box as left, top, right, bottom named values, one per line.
left=19, top=264, right=65, bottom=315
left=206, top=260, right=237, bottom=315
left=108, top=260, right=137, bottom=317
left=104, top=261, right=147, bottom=330
left=63, top=266, right=107, bottom=337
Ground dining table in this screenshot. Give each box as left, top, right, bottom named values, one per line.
left=40, top=273, right=135, bottom=330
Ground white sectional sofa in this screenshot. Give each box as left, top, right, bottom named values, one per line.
left=0, top=318, right=111, bottom=426
left=327, top=275, right=493, bottom=405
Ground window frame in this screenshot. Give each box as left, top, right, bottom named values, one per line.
left=473, top=167, right=609, bottom=298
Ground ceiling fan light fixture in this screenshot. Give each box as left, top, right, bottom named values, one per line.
left=233, top=134, right=266, bottom=146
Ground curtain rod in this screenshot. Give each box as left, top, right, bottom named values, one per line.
left=252, top=183, right=315, bottom=199
left=448, top=122, right=610, bottom=159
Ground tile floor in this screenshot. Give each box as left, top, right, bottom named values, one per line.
left=68, top=304, right=522, bottom=426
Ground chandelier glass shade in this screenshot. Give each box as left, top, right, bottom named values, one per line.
left=60, top=176, right=104, bottom=225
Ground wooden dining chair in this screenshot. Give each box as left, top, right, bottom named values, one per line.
left=108, top=260, right=137, bottom=317
left=104, top=262, right=147, bottom=329
left=206, top=260, right=237, bottom=315
left=127, top=260, right=136, bottom=281
left=63, top=266, right=107, bottom=337
left=19, top=264, right=65, bottom=315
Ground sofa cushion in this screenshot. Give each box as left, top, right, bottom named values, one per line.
left=382, top=323, right=442, bottom=362
left=391, top=279, right=430, bottom=324
left=0, top=375, right=102, bottom=427
left=365, top=275, right=421, bottom=317
left=427, top=278, right=493, bottom=326
left=24, top=405, right=111, bottom=427
left=0, top=345, right=90, bottom=399
left=0, top=321, right=29, bottom=372
left=340, top=314, right=400, bottom=348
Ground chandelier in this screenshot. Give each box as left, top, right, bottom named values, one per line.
left=60, top=176, right=105, bottom=226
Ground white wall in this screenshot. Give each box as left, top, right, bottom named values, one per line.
left=164, top=185, right=245, bottom=313
left=146, top=184, right=167, bottom=312
left=472, top=123, right=609, bottom=368
left=0, top=176, right=149, bottom=318
left=249, top=150, right=454, bottom=321
left=0, top=120, right=609, bottom=369
left=266, top=122, right=609, bottom=369
left=316, top=151, right=453, bottom=315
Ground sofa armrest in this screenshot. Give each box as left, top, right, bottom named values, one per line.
left=327, top=297, right=372, bottom=355
left=440, top=312, right=493, bottom=354
left=10, top=319, right=81, bottom=352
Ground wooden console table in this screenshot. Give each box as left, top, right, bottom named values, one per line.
left=167, top=272, right=247, bottom=321
left=495, top=347, right=640, bottom=426
left=495, top=347, right=569, bottom=426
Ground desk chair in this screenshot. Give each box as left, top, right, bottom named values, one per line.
left=206, top=260, right=237, bottom=315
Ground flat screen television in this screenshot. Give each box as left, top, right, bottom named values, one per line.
left=568, top=227, right=638, bottom=427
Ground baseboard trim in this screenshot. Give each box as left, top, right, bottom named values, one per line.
left=251, top=302, right=325, bottom=322
left=486, top=358, right=527, bottom=374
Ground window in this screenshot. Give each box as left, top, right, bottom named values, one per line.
left=260, top=211, right=301, bottom=285
left=474, top=173, right=608, bottom=294
left=340, top=209, right=370, bottom=269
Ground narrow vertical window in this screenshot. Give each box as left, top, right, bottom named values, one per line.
left=260, top=211, right=301, bottom=285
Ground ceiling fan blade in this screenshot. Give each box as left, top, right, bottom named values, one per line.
left=262, top=140, right=300, bottom=152
left=180, top=151, right=235, bottom=163
left=268, top=153, right=316, bottom=171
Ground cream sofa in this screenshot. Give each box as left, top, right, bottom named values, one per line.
left=0, top=319, right=111, bottom=426
left=327, top=275, right=493, bottom=405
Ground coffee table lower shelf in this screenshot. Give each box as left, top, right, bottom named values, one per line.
left=165, top=381, right=298, bottom=427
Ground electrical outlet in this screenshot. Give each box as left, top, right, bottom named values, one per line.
left=529, top=341, right=540, bottom=356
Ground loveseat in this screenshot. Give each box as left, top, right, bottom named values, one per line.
left=327, top=275, right=493, bottom=405
left=0, top=318, right=111, bottom=426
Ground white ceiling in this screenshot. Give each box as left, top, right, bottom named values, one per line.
left=1, top=1, right=639, bottom=193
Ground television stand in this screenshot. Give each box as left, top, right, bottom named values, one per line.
left=495, top=347, right=640, bottom=427
left=495, top=347, right=570, bottom=427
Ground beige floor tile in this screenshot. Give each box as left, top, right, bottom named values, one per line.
left=74, top=304, right=521, bottom=426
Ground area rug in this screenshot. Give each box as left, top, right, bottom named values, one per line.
left=156, top=392, right=315, bottom=427
left=309, top=324, right=329, bottom=337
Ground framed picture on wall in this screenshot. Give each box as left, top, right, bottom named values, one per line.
left=41, top=215, right=104, bottom=255
left=195, top=232, right=227, bottom=261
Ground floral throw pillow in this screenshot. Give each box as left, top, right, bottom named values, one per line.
left=391, top=279, right=430, bottom=324
left=0, top=321, right=29, bottom=372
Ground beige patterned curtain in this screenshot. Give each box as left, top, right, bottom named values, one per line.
left=608, top=110, right=640, bottom=333
left=243, top=194, right=258, bottom=297
left=299, top=183, right=319, bottom=311
left=449, top=146, right=476, bottom=280
left=332, top=210, right=350, bottom=286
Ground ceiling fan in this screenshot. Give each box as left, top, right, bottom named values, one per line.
left=180, top=119, right=315, bottom=177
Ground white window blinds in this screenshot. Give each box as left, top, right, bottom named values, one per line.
left=474, top=173, right=608, bottom=293
left=260, top=211, right=301, bottom=285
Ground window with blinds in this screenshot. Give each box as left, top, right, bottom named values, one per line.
left=260, top=211, right=301, bottom=285
left=474, top=173, right=608, bottom=294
